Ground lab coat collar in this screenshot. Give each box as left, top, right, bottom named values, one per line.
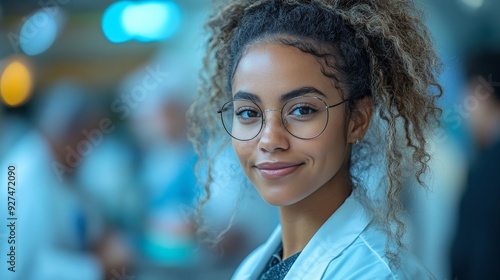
left=231, top=194, right=373, bottom=280
left=285, top=194, right=373, bottom=279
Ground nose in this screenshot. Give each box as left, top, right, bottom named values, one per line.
left=257, top=111, right=290, bottom=152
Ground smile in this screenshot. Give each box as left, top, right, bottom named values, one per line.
left=255, top=162, right=304, bottom=180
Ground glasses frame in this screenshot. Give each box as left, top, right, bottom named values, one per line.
left=217, top=96, right=350, bottom=141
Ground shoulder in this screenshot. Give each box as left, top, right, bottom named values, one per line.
left=320, top=223, right=434, bottom=280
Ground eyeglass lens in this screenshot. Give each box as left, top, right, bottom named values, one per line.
left=220, top=96, right=330, bottom=141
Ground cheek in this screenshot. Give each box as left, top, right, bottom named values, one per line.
left=313, top=134, right=344, bottom=161
left=232, top=140, right=255, bottom=167
left=312, top=121, right=348, bottom=165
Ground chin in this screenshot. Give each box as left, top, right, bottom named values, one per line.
left=256, top=186, right=306, bottom=207
left=262, top=197, right=293, bottom=207
left=261, top=196, right=288, bottom=206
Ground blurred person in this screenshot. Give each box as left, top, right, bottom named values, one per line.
left=123, top=77, right=199, bottom=279
left=400, top=57, right=468, bottom=279
left=189, top=0, right=443, bottom=279
left=75, top=123, right=141, bottom=280
left=138, top=96, right=198, bottom=267
left=0, top=81, right=129, bottom=280
left=402, top=133, right=466, bottom=279
left=451, top=51, right=500, bottom=279
left=76, top=124, right=143, bottom=230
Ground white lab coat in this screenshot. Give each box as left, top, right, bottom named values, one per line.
left=0, top=131, right=102, bottom=280
left=232, top=195, right=434, bottom=279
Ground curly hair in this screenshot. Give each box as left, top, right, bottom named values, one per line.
left=188, top=0, right=442, bottom=262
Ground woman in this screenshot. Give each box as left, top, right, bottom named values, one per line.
left=188, top=0, right=442, bottom=279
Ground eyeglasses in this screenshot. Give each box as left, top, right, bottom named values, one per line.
left=217, top=96, right=349, bottom=141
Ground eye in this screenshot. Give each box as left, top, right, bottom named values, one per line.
left=289, top=104, right=317, bottom=116
left=235, top=107, right=261, bottom=122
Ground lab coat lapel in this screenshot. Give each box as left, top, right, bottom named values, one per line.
left=233, top=225, right=283, bottom=279
left=284, top=196, right=373, bottom=279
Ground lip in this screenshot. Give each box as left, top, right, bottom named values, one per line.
left=255, top=162, right=304, bottom=180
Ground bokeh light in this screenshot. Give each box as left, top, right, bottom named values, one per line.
left=461, top=0, right=484, bottom=9
left=20, top=8, right=64, bottom=56
left=102, top=1, right=181, bottom=43
left=0, top=59, right=33, bottom=107
left=101, top=1, right=130, bottom=43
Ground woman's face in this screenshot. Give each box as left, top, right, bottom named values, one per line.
left=231, top=42, right=352, bottom=207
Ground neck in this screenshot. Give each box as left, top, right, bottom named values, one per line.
left=278, top=170, right=352, bottom=260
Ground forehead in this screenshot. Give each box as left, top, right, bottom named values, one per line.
left=231, top=42, right=339, bottom=101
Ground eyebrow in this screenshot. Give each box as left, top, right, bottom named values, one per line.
left=233, top=86, right=327, bottom=103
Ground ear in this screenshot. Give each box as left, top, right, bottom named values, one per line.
left=347, top=97, right=374, bottom=144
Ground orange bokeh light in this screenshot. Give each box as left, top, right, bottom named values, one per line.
left=0, top=60, right=33, bottom=107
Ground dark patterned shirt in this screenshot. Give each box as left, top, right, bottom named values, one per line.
left=260, top=243, right=301, bottom=280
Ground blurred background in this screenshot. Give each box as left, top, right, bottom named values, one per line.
left=0, top=0, right=498, bottom=279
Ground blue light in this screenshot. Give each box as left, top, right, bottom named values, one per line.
left=102, top=1, right=131, bottom=43
left=20, top=9, right=61, bottom=55
left=102, top=1, right=182, bottom=43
